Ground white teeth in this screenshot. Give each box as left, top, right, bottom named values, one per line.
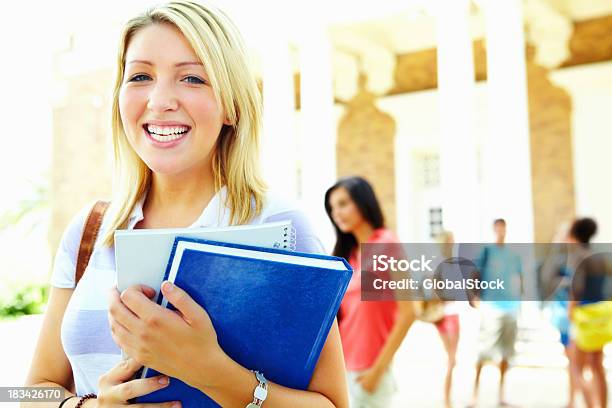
left=148, top=132, right=184, bottom=142
left=146, top=124, right=189, bottom=135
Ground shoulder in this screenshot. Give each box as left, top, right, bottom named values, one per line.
left=255, top=191, right=299, bottom=218
left=370, top=228, right=400, bottom=244
left=59, top=201, right=103, bottom=252
left=251, top=191, right=304, bottom=223
left=253, top=191, right=325, bottom=254
left=50, top=201, right=104, bottom=288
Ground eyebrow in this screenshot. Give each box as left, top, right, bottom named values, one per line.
left=127, top=60, right=203, bottom=67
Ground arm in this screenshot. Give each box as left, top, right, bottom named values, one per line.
left=467, top=247, right=486, bottom=305
left=568, top=300, right=577, bottom=323
left=24, top=285, right=184, bottom=408
left=22, top=287, right=76, bottom=408
left=355, top=300, right=415, bottom=392
left=517, top=254, right=525, bottom=297
left=194, top=320, right=349, bottom=407
left=369, top=300, right=415, bottom=372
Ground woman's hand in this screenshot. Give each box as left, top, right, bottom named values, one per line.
left=107, top=282, right=228, bottom=390
left=94, top=357, right=179, bottom=407
left=355, top=367, right=383, bottom=394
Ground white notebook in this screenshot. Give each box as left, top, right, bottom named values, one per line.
left=115, top=220, right=295, bottom=300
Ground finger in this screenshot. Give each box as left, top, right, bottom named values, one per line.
left=108, top=287, right=140, bottom=332
left=104, top=357, right=144, bottom=384
left=120, top=285, right=161, bottom=320
left=160, top=281, right=205, bottom=327
left=108, top=312, right=134, bottom=352
left=115, top=375, right=171, bottom=401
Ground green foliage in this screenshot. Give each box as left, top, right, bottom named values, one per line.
left=0, top=175, right=50, bottom=232
left=0, top=172, right=52, bottom=320
left=0, top=283, right=49, bottom=319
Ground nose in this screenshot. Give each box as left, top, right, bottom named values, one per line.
left=146, top=79, right=179, bottom=113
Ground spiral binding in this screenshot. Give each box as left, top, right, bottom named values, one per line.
left=280, top=225, right=297, bottom=250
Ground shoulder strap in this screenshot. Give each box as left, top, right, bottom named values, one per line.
left=75, top=200, right=110, bottom=285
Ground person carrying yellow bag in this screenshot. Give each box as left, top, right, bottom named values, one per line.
left=567, top=217, right=610, bottom=408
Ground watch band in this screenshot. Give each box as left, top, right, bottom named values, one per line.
left=245, top=370, right=268, bottom=407
left=58, top=396, right=78, bottom=408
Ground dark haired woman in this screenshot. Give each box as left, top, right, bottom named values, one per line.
left=568, top=217, right=611, bottom=408
left=325, top=176, right=415, bottom=407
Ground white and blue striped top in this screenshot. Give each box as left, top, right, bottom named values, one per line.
left=50, top=187, right=324, bottom=396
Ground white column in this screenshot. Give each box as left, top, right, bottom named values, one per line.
left=482, top=0, right=534, bottom=242
left=297, top=18, right=337, bottom=247
left=435, top=0, right=481, bottom=242
left=550, top=63, right=612, bottom=243
left=260, top=23, right=298, bottom=199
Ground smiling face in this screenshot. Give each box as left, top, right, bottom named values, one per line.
left=328, top=186, right=367, bottom=234
left=119, top=23, right=229, bottom=176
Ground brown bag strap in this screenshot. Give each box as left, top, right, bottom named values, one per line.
left=75, top=200, right=110, bottom=285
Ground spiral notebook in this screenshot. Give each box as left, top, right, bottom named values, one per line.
left=115, top=221, right=295, bottom=299
left=134, top=237, right=352, bottom=407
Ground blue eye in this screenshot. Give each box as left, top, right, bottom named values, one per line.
left=183, top=75, right=205, bottom=84
left=128, top=74, right=151, bottom=82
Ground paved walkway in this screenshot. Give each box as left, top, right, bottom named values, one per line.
left=2, top=310, right=611, bottom=407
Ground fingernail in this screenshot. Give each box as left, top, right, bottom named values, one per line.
left=172, top=402, right=181, bottom=408
left=158, top=376, right=168, bottom=385
left=163, top=281, right=174, bottom=292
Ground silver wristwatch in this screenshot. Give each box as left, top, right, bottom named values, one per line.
left=246, top=370, right=268, bottom=407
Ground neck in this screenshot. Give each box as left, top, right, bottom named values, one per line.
left=353, top=222, right=375, bottom=244
left=495, top=238, right=505, bottom=245
left=144, top=163, right=217, bottom=228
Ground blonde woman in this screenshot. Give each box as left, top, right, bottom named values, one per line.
left=23, top=2, right=348, bottom=407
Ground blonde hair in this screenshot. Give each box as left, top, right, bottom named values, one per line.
left=102, top=1, right=266, bottom=246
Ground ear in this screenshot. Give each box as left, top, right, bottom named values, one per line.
left=223, top=116, right=232, bottom=126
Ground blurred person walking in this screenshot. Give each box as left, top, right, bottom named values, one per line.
left=325, top=176, right=415, bottom=408
left=433, top=230, right=462, bottom=408
left=567, top=217, right=612, bottom=408
left=470, top=219, right=523, bottom=407
left=541, top=222, right=580, bottom=408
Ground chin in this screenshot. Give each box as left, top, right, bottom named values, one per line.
left=337, top=224, right=353, bottom=234
left=142, top=159, right=187, bottom=176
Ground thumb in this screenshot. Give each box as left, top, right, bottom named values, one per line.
left=140, top=284, right=156, bottom=299
left=161, top=281, right=204, bottom=326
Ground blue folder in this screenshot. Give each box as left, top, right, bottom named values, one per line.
left=134, top=237, right=352, bottom=407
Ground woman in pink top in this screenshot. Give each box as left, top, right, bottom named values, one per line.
left=325, top=176, right=415, bottom=408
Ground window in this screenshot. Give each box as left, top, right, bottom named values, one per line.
left=429, top=207, right=443, bottom=238
left=420, top=153, right=440, bottom=188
